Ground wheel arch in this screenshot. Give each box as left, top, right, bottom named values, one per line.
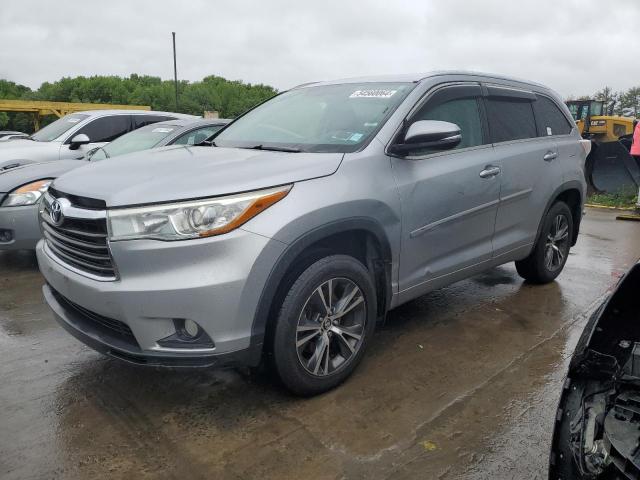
left=250, top=217, right=394, bottom=358
left=535, top=181, right=585, bottom=247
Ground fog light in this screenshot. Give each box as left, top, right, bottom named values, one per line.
left=183, top=319, right=199, bottom=338
left=0, top=229, right=13, bottom=243
left=157, top=319, right=215, bottom=349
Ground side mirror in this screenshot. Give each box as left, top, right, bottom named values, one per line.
left=86, top=147, right=107, bottom=162
left=84, top=147, right=100, bottom=160
left=69, top=133, right=90, bottom=150
left=390, top=120, right=462, bottom=155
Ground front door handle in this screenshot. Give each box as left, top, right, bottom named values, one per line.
left=543, top=151, right=558, bottom=162
left=479, top=165, right=501, bottom=178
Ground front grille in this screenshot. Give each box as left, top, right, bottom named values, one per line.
left=47, top=187, right=106, bottom=210
left=51, top=287, right=138, bottom=346
left=42, top=192, right=116, bottom=279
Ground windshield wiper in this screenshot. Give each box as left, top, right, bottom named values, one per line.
left=247, top=144, right=301, bottom=153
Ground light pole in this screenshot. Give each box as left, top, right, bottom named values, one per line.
left=172, top=32, right=178, bottom=111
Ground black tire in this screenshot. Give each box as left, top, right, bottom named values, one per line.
left=515, top=201, right=573, bottom=284
left=271, top=254, right=376, bottom=396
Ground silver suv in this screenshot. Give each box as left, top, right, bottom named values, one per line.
left=36, top=72, right=587, bottom=395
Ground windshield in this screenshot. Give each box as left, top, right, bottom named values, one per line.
left=89, top=123, right=180, bottom=161
left=31, top=114, right=89, bottom=142
left=214, top=82, right=414, bottom=153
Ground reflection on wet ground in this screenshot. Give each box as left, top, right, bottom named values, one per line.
left=1, top=208, right=639, bottom=479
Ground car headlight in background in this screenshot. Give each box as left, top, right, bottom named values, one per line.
left=107, top=184, right=292, bottom=241
left=1, top=179, right=52, bottom=207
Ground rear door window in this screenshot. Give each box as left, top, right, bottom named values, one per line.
left=486, top=98, right=537, bottom=143
left=534, top=95, right=573, bottom=136
left=73, top=115, right=133, bottom=143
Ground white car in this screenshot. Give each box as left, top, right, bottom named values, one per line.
left=0, top=131, right=29, bottom=142
left=0, top=110, right=196, bottom=171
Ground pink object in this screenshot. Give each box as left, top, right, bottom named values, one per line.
left=631, top=122, right=640, bottom=156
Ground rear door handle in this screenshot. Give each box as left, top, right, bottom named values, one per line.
left=479, top=165, right=501, bottom=178
left=543, top=151, right=558, bottom=162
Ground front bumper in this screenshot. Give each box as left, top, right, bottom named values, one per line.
left=0, top=204, right=41, bottom=250
left=37, top=228, right=287, bottom=367
left=43, top=283, right=259, bottom=367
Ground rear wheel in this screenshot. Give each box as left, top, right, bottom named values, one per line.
left=515, top=201, right=573, bottom=284
left=271, top=255, right=376, bottom=396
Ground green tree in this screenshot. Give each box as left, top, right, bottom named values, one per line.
left=593, top=86, right=619, bottom=115
left=618, top=87, right=640, bottom=117
left=0, top=74, right=278, bottom=132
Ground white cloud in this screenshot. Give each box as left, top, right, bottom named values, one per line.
left=1, top=0, right=638, bottom=98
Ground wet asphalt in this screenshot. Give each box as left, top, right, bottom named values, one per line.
left=1, top=207, right=639, bottom=480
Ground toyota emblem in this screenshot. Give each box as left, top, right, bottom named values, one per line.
left=50, top=200, right=63, bottom=225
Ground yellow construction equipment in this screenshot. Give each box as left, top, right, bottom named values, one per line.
left=0, top=99, right=150, bottom=130
left=566, top=99, right=634, bottom=141
left=566, top=99, right=640, bottom=194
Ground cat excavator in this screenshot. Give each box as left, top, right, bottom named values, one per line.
left=566, top=99, right=639, bottom=194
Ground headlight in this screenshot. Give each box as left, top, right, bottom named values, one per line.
left=107, top=185, right=292, bottom=241
left=1, top=179, right=52, bottom=207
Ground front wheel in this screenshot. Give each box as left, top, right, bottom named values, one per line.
left=271, top=255, right=377, bottom=396
left=515, top=201, right=573, bottom=284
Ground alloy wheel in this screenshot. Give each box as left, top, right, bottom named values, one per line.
left=295, top=277, right=367, bottom=377
left=545, top=214, right=570, bottom=272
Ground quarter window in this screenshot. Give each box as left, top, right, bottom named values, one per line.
left=73, top=115, right=133, bottom=143
left=534, top=95, right=573, bottom=136
left=486, top=98, right=537, bottom=143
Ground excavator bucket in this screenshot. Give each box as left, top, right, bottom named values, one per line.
left=586, top=140, right=640, bottom=194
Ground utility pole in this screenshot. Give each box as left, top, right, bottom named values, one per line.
left=172, top=32, right=178, bottom=111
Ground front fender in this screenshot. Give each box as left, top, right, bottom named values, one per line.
left=246, top=216, right=396, bottom=357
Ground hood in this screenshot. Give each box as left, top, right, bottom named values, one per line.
left=52, top=146, right=344, bottom=207
left=0, top=139, right=60, bottom=169
left=0, top=159, right=85, bottom=193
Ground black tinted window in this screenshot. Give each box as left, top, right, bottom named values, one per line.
left=75, top=115, right=133, bottom=143
left=133, top=115, right=175, bottom=129
left=487, top=98, right=537, bottom=142
left=410, top=92, right=485, bottom=155
left=535, top=96, right=572, bottom=136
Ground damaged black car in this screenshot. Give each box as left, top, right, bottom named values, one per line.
left=550, top=261, right=640, bottom=479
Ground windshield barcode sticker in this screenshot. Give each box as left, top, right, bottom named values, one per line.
left=350, top=89, right=397, bottom=99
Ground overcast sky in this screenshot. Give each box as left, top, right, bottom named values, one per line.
left=1, top=0, right=637, bottom=98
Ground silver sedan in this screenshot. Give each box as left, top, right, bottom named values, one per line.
left=0, top=118, right=230, bottom=250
